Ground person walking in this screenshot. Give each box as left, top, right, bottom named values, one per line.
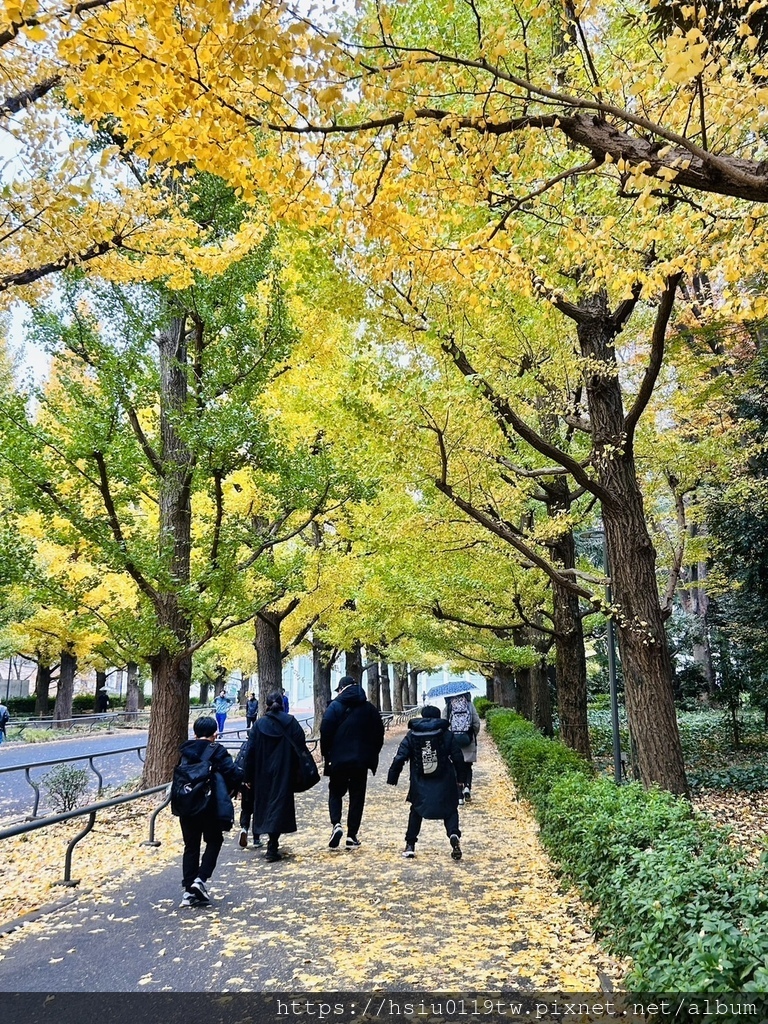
left=443, top=691, right=481, bottom=803
left=320, top=675, right=385, bottom=850
left=245, top=692, right=259, bottom=729
left=173, top=716, right=243, bottom=907
left=281, top=688, right=290, bottom=714
left=387, top=705, right=465, bottom=861
left=0, top=701, right=9, bottom=746
left=212, top=688, right=236, bottom=735
left=243, top=691, right=313, bottom=862
left=95, top=685, right=109, bottom=714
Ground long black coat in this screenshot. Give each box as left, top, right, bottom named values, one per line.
left=387, top=717, right=464, bottom=819
left=320, top=684, right=385, bottom=776
left=243, top=710, right=309, bottom=835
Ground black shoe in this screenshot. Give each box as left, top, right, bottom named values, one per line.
left=450, top=834, right=462, bottom=860
left=403, top=843, right=416, bottom=859
left=328, top=823, right=343, bottom=849
left=252, top=835, right=264, bottom=848
left=345, top=835, right=362, bottom=849
left=190, top=878, right=211, bottom=903
left=265, top=848, right=283, bottom=862
left=462, top=786, right=472, bottom=802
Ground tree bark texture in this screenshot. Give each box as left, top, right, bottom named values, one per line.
left=344, top=641, right=363, bottom=684
left=143, top=317, right=195, bottom=787
left=95, top=669, right=106, bottom=701
left=578, top=295, right=688, bottom=795
left=125, top=661, right=140, bottom=720
left=35, top=661, right=52, bottom=716
left=53, top=649, right=77, bottom=726
left=493, top=663, right=516, bottom=708
left=379, top=660, right=392, bottom=712
left=407, top=667, right=421, bottom=706
left=312, top=636, right=333, bottom=735
left=255, top=610, right=284, bottom=715
left=366, top=658, right=381, bottom=709
left=392, top=662, right=407, bottom=712
left=145, top=646, right=192, bottom=785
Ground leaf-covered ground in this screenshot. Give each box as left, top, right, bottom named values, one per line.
left=693, top=790, right=768, bottom=863
left=0, top=729, right=626, bottom=991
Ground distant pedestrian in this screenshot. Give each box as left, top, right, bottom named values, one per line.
left=233, top=736, right=262, bottom=850
left=387, top=705, right=465, bottom=861
left=443, top=692, right=481, bottom=803
left=281, top=688, right=290, bottom=714
left=0, top=701, right=8, bottom=746
left=172, top=716, right=243, bottom=907
left=245, top=693, right=259, bottom=728
left=95, top=686, right=109, bottom=714
left=212, top=688, right=236, bottom=735
left=320, top=675, right=385, bottom=850
left=243, top=691, right=314, bottom=862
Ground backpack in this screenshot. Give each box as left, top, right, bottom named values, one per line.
left=448, top=696, right=473, bottom=747
left=0, top=706, right=8, bottom=730
left=170, top=743, right=216, bottom=817
left=412, top=730, right=449, bottom=777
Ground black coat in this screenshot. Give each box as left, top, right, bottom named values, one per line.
left=320, top=685, right=385, bottom=776
left=177, top=738, right=243, bottom=823
left=245, top=698, right=259, bottom=720
left=95, top=689, right=109, bottom=712
left=387, top=717, right=464, bottom=819
left=243, top=710, right=309, bottom=835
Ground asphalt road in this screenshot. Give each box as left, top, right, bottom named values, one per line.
left=0, top=721, right=255, bottom=823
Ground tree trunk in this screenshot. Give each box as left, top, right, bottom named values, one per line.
left=255, top=610, right=283, bottom=715
left=578, top=295, right=688, bottom=795
left=407, top=667, right=421, bottom=706
left=35, top=661, right=52, bottom=716
left=532, top=659, right=554, bottom=736
left=312, top=637, right=333, bottom=735
left=493, top=663, right=516, bottom=707
left=239, top=674, right=251, bottom=708
left=145, top=646, right=191, bottom=784
left=550, top=524, right=591, bottom=758
left=344, top=641, right=364, bottom=684
left=143, top=317, right=194, bottom=787
left=392, top=662, right=407, bottom=712
left=95, top=669, right=106, bottom=703
left=366, top=658, right=381, bottom=709
left=199, top=678, right=210, bottom=706
left=53, top=649, right=77, bottom=726
left=125, top=661, right=140, bottom=720
left=379, top=659, right=392, bottom=712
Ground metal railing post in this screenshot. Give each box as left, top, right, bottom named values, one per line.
left=57, top=811, right=97, bottom=886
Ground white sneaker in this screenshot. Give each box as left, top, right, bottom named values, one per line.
left=190, top=878, right=210, bottom=904
left=238, top=828, right=248, bottom=848
left=328, top=823, right=343, bottom=849
left=463, top=787, right=472, bottom=802
left=180, top=891, right=203, bottom=907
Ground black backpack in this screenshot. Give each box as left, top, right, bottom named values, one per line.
left=170, top=743, right=216, bottom=817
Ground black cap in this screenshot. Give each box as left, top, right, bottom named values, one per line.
left=335, top=675, right=357, bottom=692
left=421, top=705, right=441, bottom=719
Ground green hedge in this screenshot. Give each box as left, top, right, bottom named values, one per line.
left=473, top=697, right=498, bottom=719
left=486, top=707, right=768, bottom=991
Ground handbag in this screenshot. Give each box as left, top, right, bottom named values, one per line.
left=281, top=722, right=321, bottom=793
left=453, top=731, right=473, bottom=748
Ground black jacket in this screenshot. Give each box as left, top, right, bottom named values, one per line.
left=177, top=738, right=243, bottom=821
left=245, top=698, right=259, bottom=719
left=387, top=717, right=464, bottom=819
left=243, top=710, right=310, bottom=834
left=320, top=684, right=385, bottom=776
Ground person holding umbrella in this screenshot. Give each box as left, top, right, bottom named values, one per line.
left=426, top=681, right=481, bottom=804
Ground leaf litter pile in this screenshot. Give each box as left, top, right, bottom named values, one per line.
left=0, top=730, right=628, bottom=990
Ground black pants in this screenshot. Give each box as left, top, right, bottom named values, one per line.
left=180, top=815, right=224, bottom=890
left=246, top=716, right=257, bottom=729
left=405, top=806, right=460, bottom=845
left=238, top=789, right=260, bottom=840
left=328, top=765, right=368, bottom=837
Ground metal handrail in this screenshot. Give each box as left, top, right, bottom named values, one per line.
left=0, top=744, right=148, bottom=818
left=0, top=784, right=169, bottom=885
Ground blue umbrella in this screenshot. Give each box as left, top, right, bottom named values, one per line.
left=425, top=680, right=478, bottom=699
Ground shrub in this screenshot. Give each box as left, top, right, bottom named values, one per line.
left=473, top=696, right=497, bottom=719
left=486, top=706, right=768, bottom=990
left=42, top=764, right=90, bottom=812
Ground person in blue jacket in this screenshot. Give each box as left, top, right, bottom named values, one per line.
left=212, top=689, right=236, bottom=735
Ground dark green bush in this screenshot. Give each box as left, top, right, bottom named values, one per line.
left=473, top=697, right=497, bottom=719
left=4, top=696, right=43, bottom=715
left=487, top=707, right=768, bottom=991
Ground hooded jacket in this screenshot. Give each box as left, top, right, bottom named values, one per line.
left=320, top=684, right=385, bottom=776
left=176, top=738, right=243, bottom=823
left=243, top=710, right=310, bottom=834
left=387, top=716, right=465, bottom=819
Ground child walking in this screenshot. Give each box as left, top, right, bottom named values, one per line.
left=387, top=705, right=466, bottom=860
left=172, top=716, right=242, bottom=906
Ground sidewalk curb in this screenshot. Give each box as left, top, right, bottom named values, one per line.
left=0, top=890, right=86, bottom=937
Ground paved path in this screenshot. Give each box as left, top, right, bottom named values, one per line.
left=0, top=730, right=624, bottom=992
